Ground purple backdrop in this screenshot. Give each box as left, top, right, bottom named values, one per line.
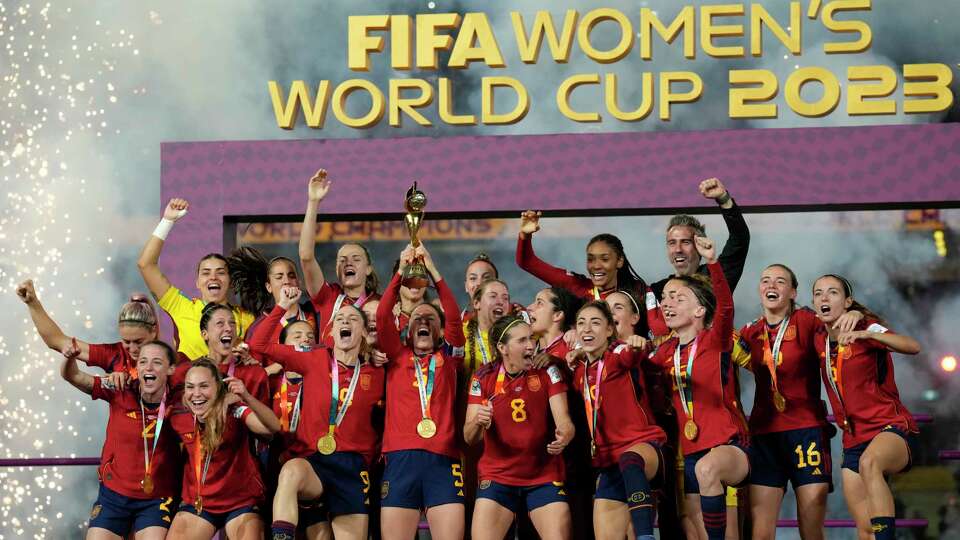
left=160, top=123, right=960, bottom=299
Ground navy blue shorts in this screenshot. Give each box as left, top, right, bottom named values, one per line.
left=594, top=446, right=666, bottom=502
left=477, top=480, right=566, bottom=514
left=381, top=450, right=465, bottom=510
left=750, top=427, right=833, bottom=491
left=88, top=483, right=174, bottom=536
left=177, top=503, right=259, bottom=530
left=299, top=499, right=329, bottom=527
left=305, top=451, right=370, bottom=516
left=683, top=441, right=750, bottom=495
left=842, top=426, right=918, bottom=474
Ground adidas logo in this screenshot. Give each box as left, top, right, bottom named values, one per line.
left=813, top=468, right=821, bottom=475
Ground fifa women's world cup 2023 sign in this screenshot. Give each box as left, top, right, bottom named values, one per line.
left=268, top=2, right=956, bottom=130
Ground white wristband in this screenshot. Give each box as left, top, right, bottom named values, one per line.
left=153, top=218, right=175, bottom=240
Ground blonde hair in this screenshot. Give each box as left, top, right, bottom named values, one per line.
left=118, top=294, right=158, bottom=331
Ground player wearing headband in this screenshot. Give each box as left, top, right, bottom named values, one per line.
left=811, top=274, right=921, bottom=540
left=650, top=236, right=749, bottom=540
left=250, top=289, right=386, bottom=540
left=466, top=315, right=575, bottom=540
left=18, top=280, right=157, bottom=379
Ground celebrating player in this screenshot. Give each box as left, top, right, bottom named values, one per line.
left=298, top=169, right=381, bottom=344
left=651, top=236, right=749, bottom=540
left=167, top=359, right=280, bottom=539
left=811, top=274, right=921, bottom=540
left=250, top=290, right=386, bottom=540
left=516, top=211, right=666, bottom=338
left=465, top=315, right=575, bottom=540
left=18, top=280, right=157, bottom=378
left=569, top=302, right=666, bottom=540
left=376, top=243, right=467, bottom=540
left=60, top=340, right=180, bottom=540
left=739, top=264, right=860, bottom=540
left=137, top=197, right=255, bottom=360
left=463, top=279, right=511, bottom=374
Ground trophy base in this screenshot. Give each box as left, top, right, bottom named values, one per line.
left=401, top=263, right=430, bottom=289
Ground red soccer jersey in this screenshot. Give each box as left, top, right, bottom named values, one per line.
left=571, top=343, right=667, bottom=468
left=88, top=342, right=137, bottom=379
left=91, top=377, right=181, bottom=499
left=739, top=308, right=828, bottom=435
left=378, top=273, right=465, bottom=459
left=516, top=234, right=668, bottom=337
left=271, top=374, right=309, bottom=462
left=170, top=404, right=263, bottom=513
left=814, top=320, right=917, bottom=449
left=310, top=282, right=381, bottom=347
left=249, top=306, right=387, bottom=463
left=170, top=360, right=270, bottom=407
left=245, top=301, right=319, bottom=364
left=468, top=363, right=567, bottom=486
left=651, top=262, right=749, bottom=456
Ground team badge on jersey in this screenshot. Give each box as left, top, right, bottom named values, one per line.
left=547, top=365, right=562, bottom=384
left=479, top=480, right=492, bottom=490
left=784, top=325, right=797, bottom=341
left=469, top=378, right=482, bottom=397
left=527, top=375, right=541, bottom=392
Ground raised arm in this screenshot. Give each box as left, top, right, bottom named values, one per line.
left=137, top=198, right=188, bottom=300
left=697, top=236, right=734, bottom=349
left=700, top=178, right=750, bottom=290
left=60, top=341, right=95, bottom=395
left=516, top=210, right=589, bottom=294
left=227, top=377, right=281, bottom=436
left=376, top=271, right=405, bottom=358
left=247, top=287, right=315, bottom=374
left=417, top=243, right=465, bottom=347
left=299, top=169, right=331, bottom=297
left=17, top=280, right=90, bottom=359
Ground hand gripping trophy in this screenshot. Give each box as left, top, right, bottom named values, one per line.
left=402, top=182, right=430, bottom=289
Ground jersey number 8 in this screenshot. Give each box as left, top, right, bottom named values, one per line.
left=510, top=399, right=527, bottom=423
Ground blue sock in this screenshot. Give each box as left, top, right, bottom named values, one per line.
left=618, top=451, right=655, bottom=539
left=871, top=516, right=895, bottom=540
left=700, top=494, right=726, bottom=540
left=271, top=520, right=296, bottom=540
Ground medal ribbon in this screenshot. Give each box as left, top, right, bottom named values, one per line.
left=279, top=374, right=290, bottom=432
left=326, top=356, right=363, bottom=439
left=536, top=333, right=564, bottom=356
left=582, top=357, right=605, bottom=452
left=672, top=337, right=699, bottom=421
left=592, top=287, right=601, bottom=301
left=476, top=333, right=491, bottom=365
left=824, top=336, right=846, bottom=407
left=486, top=363, right=508, bottom=405
left=139, top=390, right=167, bottom=481
left=192, top=420, right=213, bottom=505
left=762, top=317, right=790, bottom=395
left=414, top=353, right=437, bottom=421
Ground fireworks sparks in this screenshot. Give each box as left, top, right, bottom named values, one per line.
left=1, top=3, right=141, bottom=537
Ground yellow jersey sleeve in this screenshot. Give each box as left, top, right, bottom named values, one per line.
left=157, top=285, right=207, bottom=360
left=731, top=331, right=752, bottom=370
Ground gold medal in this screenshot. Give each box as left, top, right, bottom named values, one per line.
left=195, top=496, right=202, bottom=514
left=417, top=418, right=437, bottom=439
left=141, top=474, right=154, bottom=495
left=773, top=391, right=786, bottom=413
left=590, top=441, right=596, bottom=458
left=317, top=434, right=337, bottom=455
left=684, top=419, right=699, bottom=441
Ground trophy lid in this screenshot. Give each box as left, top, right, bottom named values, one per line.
left=405, top=181, right=427, bottom=212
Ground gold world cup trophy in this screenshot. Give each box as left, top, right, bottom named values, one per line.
left=402, top=182, right=430, bottom=289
